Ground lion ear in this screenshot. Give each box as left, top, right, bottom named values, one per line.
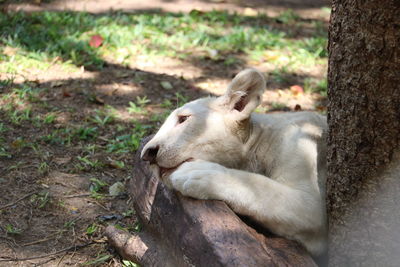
left=218, top=69, right=266, bottom=120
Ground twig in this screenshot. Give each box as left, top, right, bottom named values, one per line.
left=33, top=257, right=56, bottom=267
left=22, top=237, right=55, bottom=247
left=0, top=242, right=94, bottom=262
left=21, top=231, right=64, bottom=247
left=62, top=193, right=91, bottom=198
left=55, top=181, right=80, bottom=190
left=88, top=199, right=110, bottom=211
left=0, top=191, right=38, bottom=210
left=56, top=251, right=67, bottom=267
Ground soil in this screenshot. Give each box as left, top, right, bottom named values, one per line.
left=0, top=0, right=330, bottom=266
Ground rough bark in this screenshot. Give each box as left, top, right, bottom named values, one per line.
left=106, top=136, right=317, bottom=267
left=327, top=0, right=400, bottom=265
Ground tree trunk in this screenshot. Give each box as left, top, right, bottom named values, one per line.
left=106, top=136, right=317, bottom=267
left=327, top=0, right=400, bottom=266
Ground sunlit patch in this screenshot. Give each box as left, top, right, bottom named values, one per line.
left=195, top=79, right=229, bottom=95
left=95, top=83, right=141, bottom=96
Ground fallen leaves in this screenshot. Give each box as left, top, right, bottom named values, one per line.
left=290, top=85, right=304, bottom=97
left=11, top=138, right=26, bottom=149
left=62, top=90, right=72, bottom=97
left=89, top=35, right=104, bottom=48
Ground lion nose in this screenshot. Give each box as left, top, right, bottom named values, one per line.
left=142, top=145, right=159, bottom=164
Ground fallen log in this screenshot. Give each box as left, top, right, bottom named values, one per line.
left=106, top=136, right=317, bottom=266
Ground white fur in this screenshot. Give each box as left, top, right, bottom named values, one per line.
left=142, top=69, right=328, bottom=257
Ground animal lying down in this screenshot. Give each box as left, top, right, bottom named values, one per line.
left=141, top=69, right=328, bottom=258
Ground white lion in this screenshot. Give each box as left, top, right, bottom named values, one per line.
left=141, top=69, right=328, bottom=258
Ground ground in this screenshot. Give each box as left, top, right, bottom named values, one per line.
left=0, top=0, right=330, bottom=266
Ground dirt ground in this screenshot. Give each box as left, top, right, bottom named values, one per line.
left=0, top=0, right=330, bottom=266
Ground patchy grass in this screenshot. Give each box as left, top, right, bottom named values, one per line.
left=0, top=7, right=329, bottom=266
left=1, top=10, right=327, bottom=73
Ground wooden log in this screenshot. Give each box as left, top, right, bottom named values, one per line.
left=106, top=136, right=317, bottom=266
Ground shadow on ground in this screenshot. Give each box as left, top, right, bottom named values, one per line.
left=0, top=4, right=329, bottom=266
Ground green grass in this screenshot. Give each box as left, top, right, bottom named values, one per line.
left=86, top=223, right=98, bottom=235
left=5, top=224, right=22, bottom=235
left=0, top=8, right=329, bottom=266
left=91, top=114, right=113, bottom=126
left=30, top=191, right=51, bottom=209
left=127, top=101, right=147, bottom=115
left=276, top=9, right=301, bottom=24
left=43, top=113, right=57, bottom=124
left=0, top=10, right=327, bottom=73
left=105, top=132, right=146, bottom=154
left=0, top=81, right=154, bottom=164
left=83, top=254, right=113, bottom=266
left=270, top=66, right=292, bottom=84
left=88, top=177, right=108, bottom=199
left=304, top=77, right=328, bottom=96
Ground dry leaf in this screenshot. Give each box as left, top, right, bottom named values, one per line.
left=94, top=96, right=105, bottom=104
left=108, top=160, right=122, bottom=169
left=290, top=85, right=304, bottom=96
left=50, top=80, right=65, bottom=88
left=11, top=139, right=24, bottom=149
left=316, top=105, right=327, bottom=112
left=63, top=90, right=72, bottom=97
left=41, top=183, right=50, bottom=188
left=53, top=157, right=71, bottom=165
left=89, top=35, right=104, bottom=48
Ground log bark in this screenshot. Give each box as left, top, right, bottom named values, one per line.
left=106, top=136, right=317, bottom=267
left=327, top=0, right=400, bottom=265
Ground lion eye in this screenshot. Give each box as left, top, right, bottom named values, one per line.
left=178, top=115, right=190, bottom=124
